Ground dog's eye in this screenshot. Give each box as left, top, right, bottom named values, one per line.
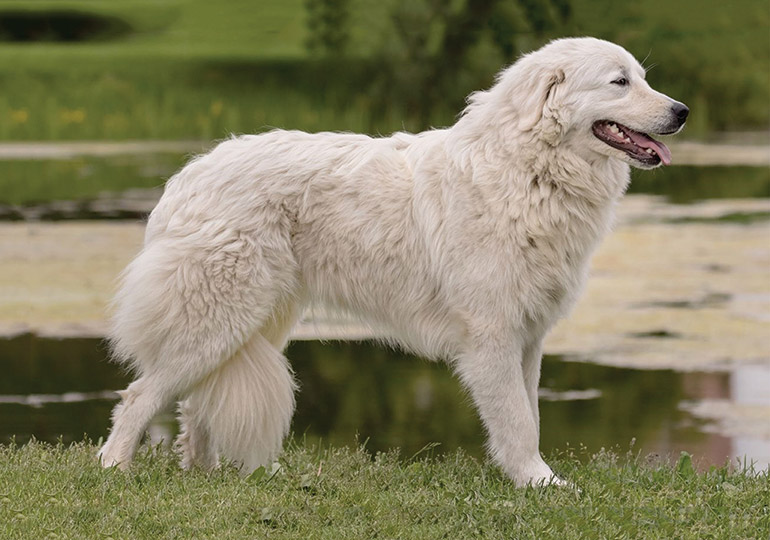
left=612, top=77, right=628, bottom=86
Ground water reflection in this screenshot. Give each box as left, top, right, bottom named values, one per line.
left=628, top=165, right=770, bottom=203
left=732, top=365, right=770, bottom=464
left=0, top=334, right=767, bottom=470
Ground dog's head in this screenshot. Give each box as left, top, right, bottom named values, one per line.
left=497, top=37, right=688, bottom=169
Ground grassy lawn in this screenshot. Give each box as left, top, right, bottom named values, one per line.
left=0, top=0, right=309, bottom=60
left=0, top=0, right=766, bottom=140
left=0, top=0, right=387, bottom=140
left=0, top=441, right=767, bottom=539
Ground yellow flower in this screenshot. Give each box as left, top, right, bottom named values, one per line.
left=60, top=108, right=86, bottom=124
left=10, top=109, right=28, bottom=124
left=103, top=113, right=129, bottom=133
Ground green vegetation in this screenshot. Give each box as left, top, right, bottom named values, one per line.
left=628, top=166, right=770, bottom=203
left=664, top=211, right=770, bottom=225
left=0, top=0, right=766, bottom=141
left=568, top=1, right=770, bottom=134
left=0, top=441, right=767, bottom=539
left=0, top=154, right=183, bottom=205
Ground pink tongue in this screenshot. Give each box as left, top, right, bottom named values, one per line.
left=626, top=130, right=672, bottom=165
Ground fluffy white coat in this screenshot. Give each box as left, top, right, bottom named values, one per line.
left=99, top=37, right=687, bottom=486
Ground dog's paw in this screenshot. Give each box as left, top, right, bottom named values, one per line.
left=97, top=444, right=129, bottom=470
left=527, top=474, right=582, bottom=493
left=511, top=458, right=565, bottom=488
left=527, top=474, right=565, bottom=487
left=511, top=458, right=580, bottom=490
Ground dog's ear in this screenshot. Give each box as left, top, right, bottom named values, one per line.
left=516, top=68, right=567, bottom=145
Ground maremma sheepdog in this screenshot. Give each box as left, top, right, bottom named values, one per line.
left=99, top=37, right=688, bottom=487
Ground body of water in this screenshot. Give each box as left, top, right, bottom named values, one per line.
left=1, top=335, right=767, bottom=471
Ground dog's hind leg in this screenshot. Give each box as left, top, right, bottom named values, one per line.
left=99, top=323, right=269, bottom=470
left=100, top=228, right=298, bottom=470
left=262, top=298, right=304, bottom=352
left=176, top=397, right=218, bottom=470
left=99, top=368, right=190, bottom=468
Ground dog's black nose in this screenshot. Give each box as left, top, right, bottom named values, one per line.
left=672, top=102, right=689, bottom=125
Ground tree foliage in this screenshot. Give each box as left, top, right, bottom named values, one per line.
left=379, top=0, right=572, bottom=127
left=306, top=0, right=572, bottom=128
left=304, top=0, right=350, bottom=56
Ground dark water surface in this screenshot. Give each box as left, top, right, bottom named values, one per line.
left=0, top=334, right=763, bottom=470
left=628, top=165, right=770, bottom=202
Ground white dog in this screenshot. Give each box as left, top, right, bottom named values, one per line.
left=99, top=37, right=688, bottom=486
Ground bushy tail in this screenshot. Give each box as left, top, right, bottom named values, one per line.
left=182, top=331, right=297, bottom=473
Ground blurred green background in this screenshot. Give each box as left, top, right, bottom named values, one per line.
left=0, top=0, right=767, bottom=141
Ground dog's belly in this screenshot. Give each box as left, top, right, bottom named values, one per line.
left=293, top=219, right=464, bottom=359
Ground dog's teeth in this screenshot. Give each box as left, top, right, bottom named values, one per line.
left=609, top=124, right=619, bottom=133
left=646, top=148, right=653, bottom=154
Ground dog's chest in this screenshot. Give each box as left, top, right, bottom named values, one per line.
left=507, top=197, right=613, bottom=321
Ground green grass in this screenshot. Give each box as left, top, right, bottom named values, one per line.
left=0, top=441, right=767, bottom=539
left=0, top=154, right=184, bottom=205
left=0, top=0, right=765, bottom=141
left=0, top=57, right=417, bottom=141
left=0, top=0, right=309, bottom=60
left=0, top=0, right=392, bottom=141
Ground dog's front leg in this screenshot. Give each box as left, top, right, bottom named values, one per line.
left=522, top=337, right=545, bottom=438
left=456, top=338, right=563, bottom=487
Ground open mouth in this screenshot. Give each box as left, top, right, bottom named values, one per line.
left=592, top=121, right=672, bottom=166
